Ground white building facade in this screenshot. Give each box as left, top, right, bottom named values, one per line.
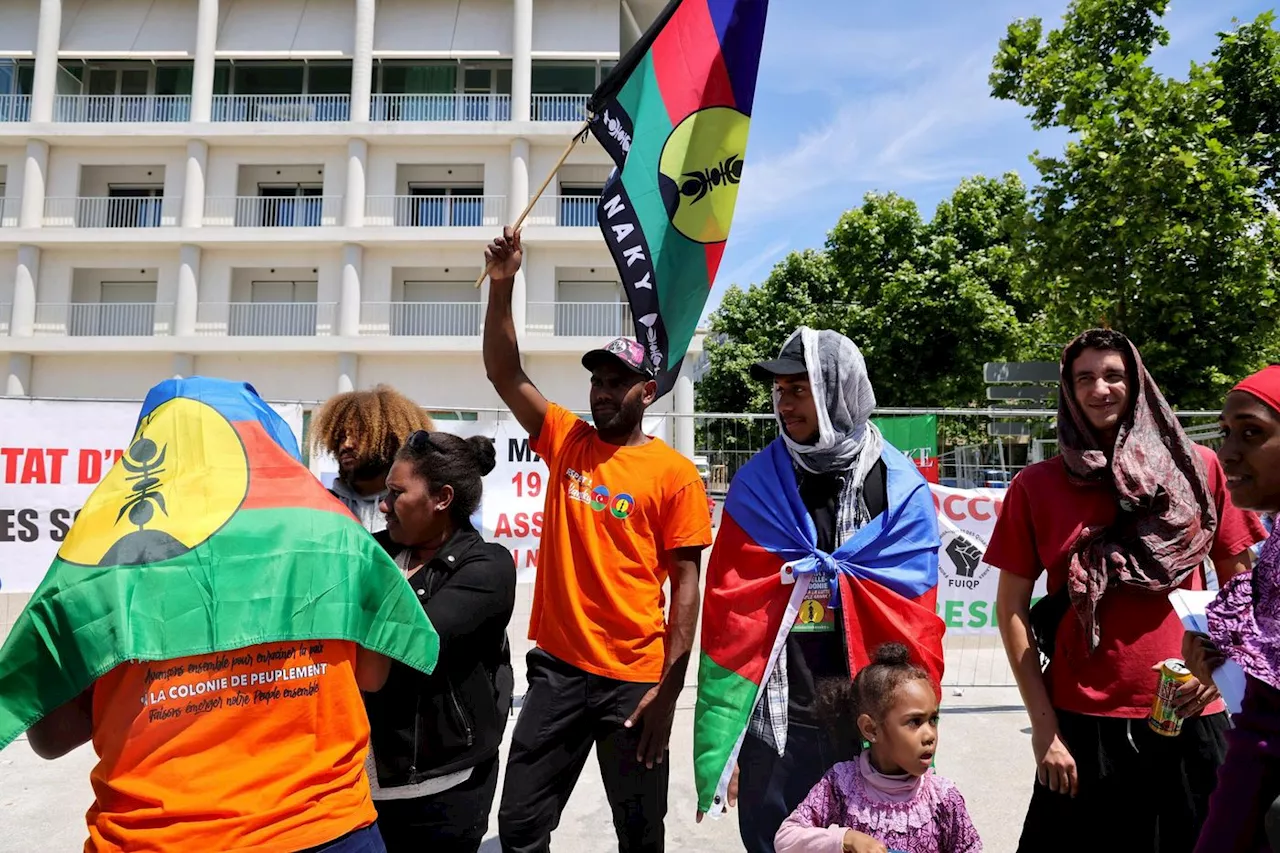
left=0, top=0, right=697, bottom=434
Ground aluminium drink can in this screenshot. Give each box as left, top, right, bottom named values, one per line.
left=1149, top=659, right=1193, bottom=737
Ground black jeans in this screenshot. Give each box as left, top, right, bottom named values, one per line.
left=375, top=756, right=500, bottom=853
left=1017, top=710, right=1229, bottom=853
left=497, top=649, right=667, bottom=853
left=736, top=723, right=836, bottom=853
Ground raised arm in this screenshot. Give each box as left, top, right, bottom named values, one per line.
left=483, top=227, right=550, bottom=440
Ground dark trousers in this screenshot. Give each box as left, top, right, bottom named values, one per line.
left=375, top=757, right=500, bottom=853
left=1018, top=710, right=1229, bottom=853
left=736, top=723, right=835, bottom=853
left=300, top=824, right=386, bottom=853
left=497, top=649, right=668, bottom=853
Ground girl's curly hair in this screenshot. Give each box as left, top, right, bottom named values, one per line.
left=309, top=385, right=434, bottom=467
left=815, top=642, right=933, bottom=761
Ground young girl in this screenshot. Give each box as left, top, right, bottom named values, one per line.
left=773, top=644, right=982, bottom=853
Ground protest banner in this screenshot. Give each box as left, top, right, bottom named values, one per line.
left=4, top=403, right=1038, bottom=632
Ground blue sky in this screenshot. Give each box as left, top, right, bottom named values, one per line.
left=709, top=0, right=1277, bottom=319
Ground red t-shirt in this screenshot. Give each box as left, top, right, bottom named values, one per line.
left=984, top=445, right=1266, bottom=718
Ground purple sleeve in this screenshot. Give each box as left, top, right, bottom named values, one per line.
left=938, top=784, right=983, bottom=853
left=773, top=770, right=847, bottom=853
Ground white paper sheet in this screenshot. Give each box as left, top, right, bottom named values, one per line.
left=1168, top=589, right=1246, bottom=714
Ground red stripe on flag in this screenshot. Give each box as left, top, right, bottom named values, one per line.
left=234, top=421, right=354, bottom=517
left=838, top=573, right=946, bottom=697
left=651, top=0, right=737, bottom=123
left=704, top=241, right=727, bottom=283
left=700, top=513, right=792, bottom=683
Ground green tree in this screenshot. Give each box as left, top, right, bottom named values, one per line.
left=697, top=175, right=1031, bottom=414
left=991, top=1, right=1280, bottom=407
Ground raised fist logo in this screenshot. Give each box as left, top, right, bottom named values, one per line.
left=946, top=536, right=984, bottom=579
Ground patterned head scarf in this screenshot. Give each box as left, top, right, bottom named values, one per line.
left=1058, top=331, right=1217, bottom=651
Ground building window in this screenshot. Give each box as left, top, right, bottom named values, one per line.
left=378, top=63, right=457, bottom=95
left=257, top=185, right=324, bottom=227
left=407, top=185, right=484, bottom=227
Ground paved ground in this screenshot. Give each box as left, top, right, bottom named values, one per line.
left=0, top=679, right=1034, bottom=853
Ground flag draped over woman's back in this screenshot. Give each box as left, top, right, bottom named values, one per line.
left=0, top=377, right=439, bottom=749
left=587, top=0, right=770, bottom=396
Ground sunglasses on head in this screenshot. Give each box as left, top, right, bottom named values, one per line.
left=406, top=430, right=445, bottom=453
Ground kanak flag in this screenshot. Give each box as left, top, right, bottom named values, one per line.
left=0, top=377, right=438, bottom=749
left=587, top=0, right=769, bottom=396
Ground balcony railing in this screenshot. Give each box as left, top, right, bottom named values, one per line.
left=54, top=95, right=191, bottom=123
left=0, top=95, right=30, bottom=122
left=360, top=302, right=484, bottom=337
left=370, top=94, right=511, bottom=122
left=204, top=196, right=339, bottom=227
left=527, top=302, right=634, bottom=338
left=196, top=302, right=336, bottom=337
left=44, top=197, right=168, bottom=228
left=528, top=194, right=599, bottom=227
left=211, top=95, right=351, bottom=123
left=0, top=304, right=10, bottom=335
left=33, top=302, right=173, bottom=337
left=0, top=197, right=16, bottom=227
left=531, top=94, right=590, bottom=122
left=365, top=195, right=506, bottom=228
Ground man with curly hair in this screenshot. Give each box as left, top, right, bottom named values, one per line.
left=311, top=385, right=434, bottom=532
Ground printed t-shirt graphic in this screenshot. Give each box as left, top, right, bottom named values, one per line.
left=529, top=404, right=712, bottom=682
left=86, top=640, right=374, bottom=853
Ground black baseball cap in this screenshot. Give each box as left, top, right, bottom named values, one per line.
left=581, top=337, right=657, bottom=378
left=750, top=335, right=808, bottom=382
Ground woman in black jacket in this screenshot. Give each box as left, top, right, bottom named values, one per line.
left=364, top=429, right=516, bottom=853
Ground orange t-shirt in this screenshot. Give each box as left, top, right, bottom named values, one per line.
left=529, top=404, right=713, bottom=682
left=85, top=640, right=377, bottom=853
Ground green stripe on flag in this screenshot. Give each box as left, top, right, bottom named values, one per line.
left=694, top=649, right=760, bottom=813
left=0, top=506, right=438, bottom=750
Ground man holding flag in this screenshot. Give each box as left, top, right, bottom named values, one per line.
left=482, top=0, right=769, bottom=846
left=483, top=228, right=712, bottom=853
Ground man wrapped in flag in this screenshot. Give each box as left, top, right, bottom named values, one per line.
left=0, top=377, right=439, bottom=853
left=694, top=328, right=946, bottom=851
left=587, top=0, right=769, bottom=397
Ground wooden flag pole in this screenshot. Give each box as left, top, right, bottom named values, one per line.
left=474, top=119, right=593, bottom=288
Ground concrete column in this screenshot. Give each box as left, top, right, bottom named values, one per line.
left=673, top=366, right=696, bottom=459
left=19, top=140, right=48, bottom=229
left=344, top=138, right=368, bottom=228
left=176, top=245, right=201, bottom=336
left=5, top=354, right=33, bottom=397
left=30, top=0, right=62, bottom=123
left=191, top=0, right=219, bottom=122
left=351, top=0, right=375, bottom=122
left=509, top=138, right=530, bottom=334
left=620, top=0, right=643, bottom=46
left=181, top=139, right=208, bottom=228
left=172, top=353, right=195, bottom=379
left=11, top=246, right=40, bottom=338
left=339, top=244, right=362, bottom=338
left=338, top=353, right=359, bottom=393
left=512, top=0, right=532, bottom=122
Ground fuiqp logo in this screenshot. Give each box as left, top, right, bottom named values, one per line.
left=590, top=486, right=611, bottom=512
left=610, top=493, right=635, bottom=520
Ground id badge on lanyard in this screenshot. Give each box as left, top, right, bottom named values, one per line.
left=793, top=572, right=838, bottom=633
